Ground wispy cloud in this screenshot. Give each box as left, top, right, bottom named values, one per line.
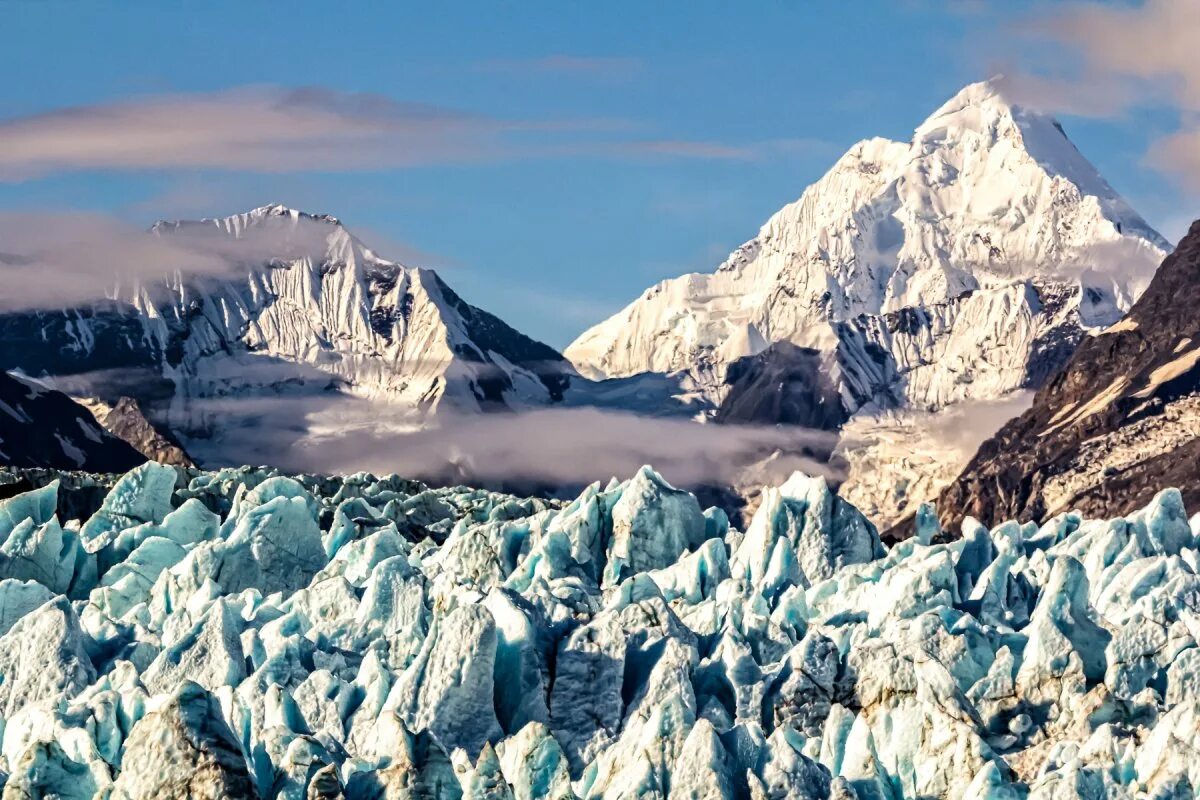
left=0, top=87, right=526, bottom=179
left=0, top=210, right=339, bottom=311
left=0, top=85, right=808, bottom=180
left=997, top=0, right=1200, bottom=191
left=992, top=72, right=1138, bottom=119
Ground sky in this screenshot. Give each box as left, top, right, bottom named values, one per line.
left=0, top=1, right=1193, bottom=348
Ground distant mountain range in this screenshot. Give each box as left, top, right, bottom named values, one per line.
left=0, top=81, right=1180, bottom=530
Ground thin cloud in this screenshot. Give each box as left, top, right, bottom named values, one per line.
left=1147, top=128, right=1200, bottom=194
left=0, top=210, right=340, bottom=312
left=998, top=0, right=1200, bottom=191
left=1026, top=1, right=1200, bottom=109
left=0, top=85, right=802, bottom=179
left=0, top=87, right=525, bottom=180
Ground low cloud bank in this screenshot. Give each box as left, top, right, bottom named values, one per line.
left=179, top=391, right=842, bottom=493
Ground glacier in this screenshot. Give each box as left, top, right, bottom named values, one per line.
left=0, top=462, right=1198, bottom=798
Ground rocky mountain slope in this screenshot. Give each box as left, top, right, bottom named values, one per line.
left=936, top=219, right=1200, bottom=531
left=0, top=461, right=1197, bottom=797
left=0, top=205, right=573, bottom=462
left=0, top=372, right=145, bottom=472
left=76, top=396, right=194, bottom=467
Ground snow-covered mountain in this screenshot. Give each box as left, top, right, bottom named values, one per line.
left=567, top=80, right=1168, bottom=412
left=568, top=80, right=1170, bottom=527
left=0, top=205, right=573, bottom=462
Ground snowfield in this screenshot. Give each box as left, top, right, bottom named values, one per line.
left=0, top=462, right=1197, bottom=798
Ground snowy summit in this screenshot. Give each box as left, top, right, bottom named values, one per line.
left=567, top=80, right=1168, bottom=412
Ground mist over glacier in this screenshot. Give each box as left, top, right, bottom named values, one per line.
left=182, top=393, right=842, bottom=491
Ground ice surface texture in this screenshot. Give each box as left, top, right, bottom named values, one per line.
left=0, top=461, right=1197, bottom=798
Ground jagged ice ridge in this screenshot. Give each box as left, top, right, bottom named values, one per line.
left=0, top=462, right=1196, bottom=798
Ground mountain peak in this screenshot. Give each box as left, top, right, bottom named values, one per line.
left=151, top=204, right=342, bottom=238
left=914, top=77, right=1041, bottom=145
left=928, top=77, right=1012, bottom=114
left=243, top=203, right=341, bottom=225
left=567, top=79, right=1168, bottom=387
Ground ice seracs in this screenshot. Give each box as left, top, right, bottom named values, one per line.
left=0, top=462, right=1196, bottom=796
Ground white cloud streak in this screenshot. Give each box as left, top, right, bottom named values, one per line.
left=0, top=87, right=517, bottom=179
left=0, top=86, right=803, bottom=181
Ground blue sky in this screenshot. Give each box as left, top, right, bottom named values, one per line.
left=0, top=1, right=1189, bottom=347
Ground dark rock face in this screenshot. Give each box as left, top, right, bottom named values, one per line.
left=79, top=396, right=195, bottom=467
left=933, top=220, right=1200, bottom=531
left=0, top=373, right=146, bottom=473
left=715, top=343, right=848, bottom=429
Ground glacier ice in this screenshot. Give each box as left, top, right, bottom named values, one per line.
left=0, top=465, right=1198, bottom=797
